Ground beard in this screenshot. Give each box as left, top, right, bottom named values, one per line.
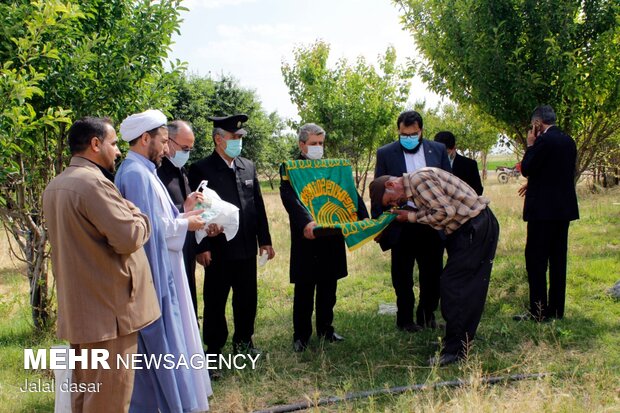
left=107, top=156, right=120, bottom=173
left=147, top=142, right=163, bottom=167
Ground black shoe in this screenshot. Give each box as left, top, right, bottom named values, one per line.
left=205, top=349, right=223, bottom=379
left=423, top=320, right=445, bottom=330
left=512, top=313, right=550, bottom=323
left=319, top=332, right=345, bottom=342
left=329, top=332, right=345, bottom=342
left=208, top=368, right=222, bottom=381
left=428, top=353, right=463, bottom=367
left=233, top=341, right=261, bottom=355
left=397, top=322, right=423, bottom=333
left=512, top=313, right=532, bottom=321
left=293, top=339, right=308, bottom=352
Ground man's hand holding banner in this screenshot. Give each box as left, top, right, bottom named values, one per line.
left=281, top=159, right=395, bottom=250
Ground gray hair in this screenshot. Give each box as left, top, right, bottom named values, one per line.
left=212, top=127, right=226, bottom=140
left=531, top=105, right=557, bottom=125
left=298, top=123, right=325, bottom=143
left=167, top=120, right=192, bottom=139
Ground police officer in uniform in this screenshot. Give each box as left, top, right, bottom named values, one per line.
left=188, top=114, right=275, bottom=358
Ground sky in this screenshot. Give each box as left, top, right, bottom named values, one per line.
left=168, top=0, right=445, bottom=120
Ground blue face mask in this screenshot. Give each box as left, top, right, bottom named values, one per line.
left=224, top=138, right=242, bottom=158
left=400, top=135, right=420, bottom=150
left=169, top=150, right=190, bottom=168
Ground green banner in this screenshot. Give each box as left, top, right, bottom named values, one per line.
left=282, top=159, right=395, bottom=251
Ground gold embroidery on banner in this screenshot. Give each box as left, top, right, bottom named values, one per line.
left=284, top=159, right=351, bottom=172
left=317, top=201, right=352, bottom=224
left=299, top=178, right=356, bottom=223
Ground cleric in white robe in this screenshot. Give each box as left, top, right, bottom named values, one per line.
left=115, top=109, right=211, bottom=413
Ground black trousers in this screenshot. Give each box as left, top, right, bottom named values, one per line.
left=441, top=208, right=499, bottom=357
left=390, top=223, right=443, bottom=327
left=293, top=279, right=337, bottom=343
left=203, top=257, right=257, bottom=354
left=525, top=220, right=570, bottom=319
left=182, top=232, right=198, bottom=319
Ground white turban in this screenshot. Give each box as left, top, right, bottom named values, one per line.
left=119, top=109, right=167, bottom=142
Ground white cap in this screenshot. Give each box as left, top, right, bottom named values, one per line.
left=119, top=109, right=167, bottom=142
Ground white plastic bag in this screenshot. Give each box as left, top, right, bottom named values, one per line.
left=258, top=250, right=269, bottom=267
left=378, top=303, right=398, bottom=315
left=52, top=344, right=71, bottom=413
left=195, top=180, right=240, bottom=243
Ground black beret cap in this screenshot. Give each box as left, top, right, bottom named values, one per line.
left=208, top=114, right=248, bottom=136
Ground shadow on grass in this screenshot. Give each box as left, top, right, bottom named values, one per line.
left=234, top=297, right=617, bottom=403
left=0, top=322, right=55, bottom=348
left=17, top=397, right=55, bottom=413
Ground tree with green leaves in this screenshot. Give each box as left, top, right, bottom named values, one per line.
left=432, top=104, right=500, bottom=178
left=0, top=0, right=184, bottom=329
left=394, top=0, right=620, bottom=181
left=255, top=126, right=298, bottom=190
left=282, top=41, right=412, bottom=193
left=169, top=73, right=292, bottom=187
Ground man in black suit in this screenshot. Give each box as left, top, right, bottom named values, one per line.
left=515, top=105, right=579, bottom=322
left=157, top=120, right=201, bottom=317
left=434, top=131, right=484, bottom=195
left=280, top=123, right=369, bottom=352
left=188, top=114, right=275, bottom=356
left=372, top=110, right=451, bottom=332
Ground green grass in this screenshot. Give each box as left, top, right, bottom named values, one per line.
left=0, top=270, right=57, bottom=413
left=1, top=180, right=619, bottom=412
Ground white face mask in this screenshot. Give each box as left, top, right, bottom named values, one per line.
left=169, top=150, right=190, bottom=168
left=305, top=145, right=323, bottom=160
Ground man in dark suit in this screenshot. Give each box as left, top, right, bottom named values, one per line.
left=157, top=120, right=200, bottom=317
left=434, top=131, right=484, bottom=195
left=515, top=105, right=579, bottom=322
left=280, top=123, right=369, bottom=352
left=188, top=114, right=275, bottom=357
left=372, top=110, right=451, bottom=332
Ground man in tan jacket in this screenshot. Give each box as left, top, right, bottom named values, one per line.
left=43, top=117, right=160, bottom=413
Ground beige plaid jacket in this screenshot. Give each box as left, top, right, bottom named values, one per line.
left=403, top=167, right=489, bottom=235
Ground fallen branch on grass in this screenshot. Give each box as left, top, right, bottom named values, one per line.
left=253, top=372, right=549, bottom=413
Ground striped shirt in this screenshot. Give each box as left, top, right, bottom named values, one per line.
left=403, top=167, right=489, bottom=235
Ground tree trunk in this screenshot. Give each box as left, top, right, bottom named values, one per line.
left=0, top=153, right=53, bottom=331
left=361, top=149, right=375, bottom=199
left=30, top=261, right=49, bottom=331
left=3, top=220, right=51, bottom=330
left=28, top=224, right=49, bottom=329
left=480, top=151, right=488, bottom=181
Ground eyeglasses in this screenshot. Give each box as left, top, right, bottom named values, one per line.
left=169, top=137, right=194, bottom=153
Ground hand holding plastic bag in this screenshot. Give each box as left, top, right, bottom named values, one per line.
left=194, top=180, right=240, bottom=243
